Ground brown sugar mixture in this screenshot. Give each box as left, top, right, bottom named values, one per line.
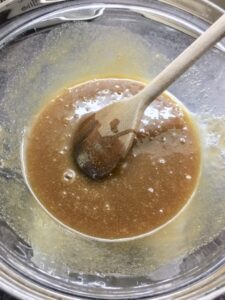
left=25, top=78, right=201, bottom=239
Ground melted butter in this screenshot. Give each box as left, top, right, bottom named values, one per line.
left=25, top=78, right=201, bottom=239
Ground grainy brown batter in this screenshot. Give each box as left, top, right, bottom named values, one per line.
left=25, top=78, right=201, bottom=239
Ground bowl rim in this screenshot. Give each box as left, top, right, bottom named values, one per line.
left=0, top=1, right=225, bottom=299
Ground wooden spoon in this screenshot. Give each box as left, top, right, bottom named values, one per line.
left=74, top=13, right=225, bottom=180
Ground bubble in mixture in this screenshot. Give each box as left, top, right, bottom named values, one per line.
left=159, top=158, right=166, bottom=164
left=105, top=203, right=111, bottom=211
left=180, top=137, right=186, bottom=144
left=63, top=169, right=76, bottom=183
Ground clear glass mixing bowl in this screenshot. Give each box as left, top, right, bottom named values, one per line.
left=0, top=0, right=225, bottom=299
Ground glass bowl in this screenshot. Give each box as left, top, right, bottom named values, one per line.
left=0, top=0, right=225, bottom=299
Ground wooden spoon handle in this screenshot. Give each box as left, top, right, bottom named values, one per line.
left=139, top=13, right=225, bottom=106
